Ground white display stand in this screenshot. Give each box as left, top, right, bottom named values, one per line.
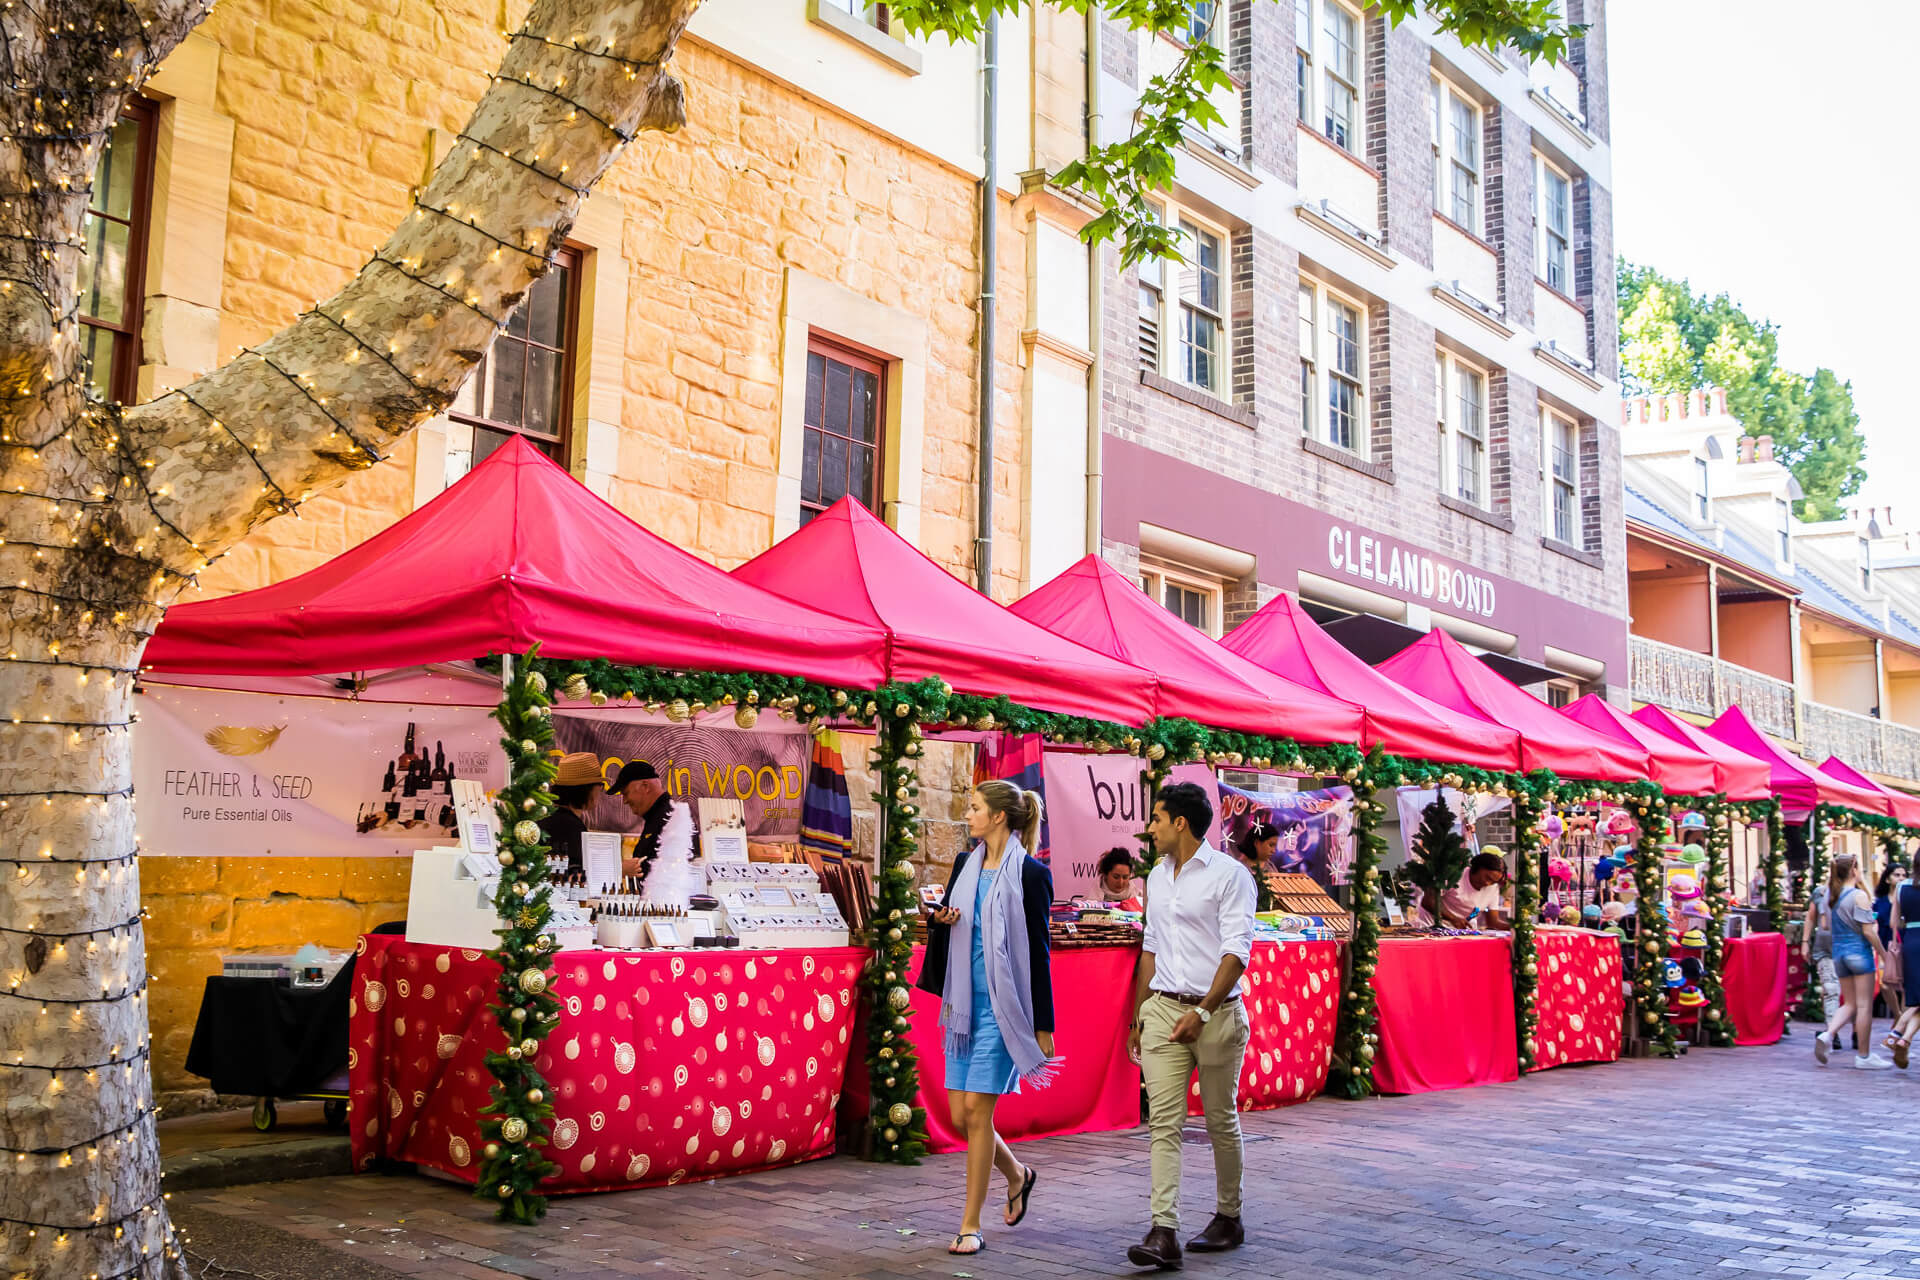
left=405, top=846, right=502, bottom=949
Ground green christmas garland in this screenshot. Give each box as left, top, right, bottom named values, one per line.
left=1629, top=793, right=1678, bottom=1057
left=862, top=707, right=930, bottom=1163
left=1791, top=808, right=1831, bottom=1023
left=1757, top=801, right=1787, bottom=934
left=1334, top=759, right=1387, bottom=1098
left=474, top=651, right=564, bottom=1222
left=1507, top=788, right=1544, bottom=1073
left=1695, top=798, right=1733, bottom=1047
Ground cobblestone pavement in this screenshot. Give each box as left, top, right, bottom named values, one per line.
left=176, top=1036, right=1920, bottom=1280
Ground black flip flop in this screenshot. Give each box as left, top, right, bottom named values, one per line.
left=1005, top=1164, right=1037, bottom=1227
left=949, top=1232, right=985, bottom=1255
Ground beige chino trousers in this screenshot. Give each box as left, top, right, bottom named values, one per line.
left=1139, top=992, right=1250, bottom=1231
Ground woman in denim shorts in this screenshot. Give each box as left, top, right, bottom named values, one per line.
left=1816, top=852, right=1895, bottom=1070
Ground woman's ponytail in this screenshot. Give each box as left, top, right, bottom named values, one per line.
left=1018, top=788, right=1045, bottom=852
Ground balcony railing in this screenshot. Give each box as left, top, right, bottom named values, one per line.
left=1800, top=701, right=1920, bottom=785
left=1628, top=635, right=1798, bottom=741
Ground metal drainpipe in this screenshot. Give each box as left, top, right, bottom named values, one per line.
left=1083, top=8, right=1104, bottom=557
left=974, top=12, right=999, bottom=595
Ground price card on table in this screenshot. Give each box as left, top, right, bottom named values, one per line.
left=753, top=886, right=794, bottom=908
left=581, top=832, right=622, bottom=890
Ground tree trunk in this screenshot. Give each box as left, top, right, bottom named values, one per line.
left=0, top=0, right=697, bottom=1272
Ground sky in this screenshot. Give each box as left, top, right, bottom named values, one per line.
left=1608, top=1, right=1920, bottom=522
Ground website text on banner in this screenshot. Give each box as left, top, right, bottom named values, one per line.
left=550, top=714, right=809, bottom=842
left=134, top=684, right=504, bottom=858
left=1042, top=756, right=1217, bottom=900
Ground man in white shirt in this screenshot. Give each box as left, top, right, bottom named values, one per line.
left=1125, top=782, right=1255, bottom=1270
left=1438, top=850, right=1510, bottom=929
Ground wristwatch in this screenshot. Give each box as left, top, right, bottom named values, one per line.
left=1194, top=1006, right=1212, bottom=1024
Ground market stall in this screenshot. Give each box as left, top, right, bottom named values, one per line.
left=1722, top=932, right=1789, bottom=1045
left=1189, top=940, right=1342, bottom=1112
left=349, top=936, right=866, bottom=1188
left=1528, top=929, right=1624, bottom=1070
left=1368, top=935, right=1517, bottom=1093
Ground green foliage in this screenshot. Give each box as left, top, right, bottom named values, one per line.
left=1695, top=800, right=1733, bottom=1048
left=1400, top=794, right=1471, bottom=906
left=1507, top=790, right=1542, bottom=1072
left=475, top=650, right=563, bottom=1223
left=1629, top=796, right=1678, bottom=1058
left=1757, top=801, right=1787, bottom=934
left=1330, top=752, right=1388, bottom=1099
left=1618, top=260, right=1867, bottom=519
left=863, top=713, right=932, bottom=1164
left=1792, top=809, right=1832, bottom=1023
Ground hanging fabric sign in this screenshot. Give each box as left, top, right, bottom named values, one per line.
left=1042, top=754, right=1218, bottom=900
left=1216, top=783, right=1355, bottom=886
left=550, top=714, right=809, bottom=842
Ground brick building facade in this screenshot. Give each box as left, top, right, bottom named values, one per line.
left=1052, top=1, right=1628, bottom=698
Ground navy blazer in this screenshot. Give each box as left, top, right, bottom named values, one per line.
left=914, top=845, right=1055, bottom=1032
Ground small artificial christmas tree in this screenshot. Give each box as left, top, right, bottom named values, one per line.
left=1402, top=794, right=1473, bottom=919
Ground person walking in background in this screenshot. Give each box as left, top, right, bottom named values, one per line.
left=1127, top=782, right=1255, bottom=1271
left=917, top=780, right=1057, bottom=1256
left=1801, top=871, right=1842, bottom=1037
left=1885, top=865, right=1920, bottom=1067
left=1875, top=863, right=1907, bottom=1022
left=1813, top=853, right=1895, bottom=1070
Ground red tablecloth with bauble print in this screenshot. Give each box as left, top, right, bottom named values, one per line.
left=1724, top=932, right=1788, bottom=1045
left=903, top=944, right=1141, bottom=1155
left=1370, top=936, right=1518, bottom=1095
left=347, top=935, right=866, bottom=1192
left=1186, top=940, right=1340, bottom=1114
left=1528, top=930, right=1624, bottom=1071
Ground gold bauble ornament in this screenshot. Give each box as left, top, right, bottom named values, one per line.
left=895, top=702, right=911, bottom=718
left=527, top=1088, right=543, bottom=1104
left=497, top=851, right=514, bottom=867
left=511, top=1008, right=528, bottom=1022
left=735, top=704, right=759, bottom=730
left=514, top=820, right=541, bottom=846
left=507, top=1047, right=522, bottom=1060
left=879, top=1047, right=894, bottom=1059
left=519, top=738, right=539, bottom=755
left=975, top=712, right=996, bottom=731
left=883, top=1127, right=898, bottom=1142
left=497, top=1184, right=514, bottom=1199
left=887, top=986, right=910, bottom=1012
left=484, top=1142, right=501, bottom=1158
left=884, top=1076, right=896, bottom=1088
left=518, top=968, right=548, bottom=995
left=501, top=1117, right=529, bottom=1142
left=887, top=1102, right=913, bottom=1126
left=666, top=698, right=690, bottom=722
left=589, top=690, right=609, bottom=707
left=520, top=1038, right=539, bottom=1056
left=562, top=674, right=590, bottom=701
left=527, top=671, right=548, bottom=694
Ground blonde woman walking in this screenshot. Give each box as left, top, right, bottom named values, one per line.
left=1814, top=852, right=1895, bottom=1069
left=917, top=780, right=1058, bottom=1255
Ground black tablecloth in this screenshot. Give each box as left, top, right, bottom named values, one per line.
left=185, top=959, right=354, bottom=1096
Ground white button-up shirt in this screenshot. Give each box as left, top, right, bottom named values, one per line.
left=1141, top=841, right=1257, bottom=999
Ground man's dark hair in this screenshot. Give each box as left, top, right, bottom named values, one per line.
left=1098, top=847, right=1134, bottom=877
left=1468, top=851, right=1507, bottom=879
left=1155, top=782, right=1213, bottom=838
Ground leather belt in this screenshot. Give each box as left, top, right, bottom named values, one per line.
left=1156, top=990, right=1239, bottom=1007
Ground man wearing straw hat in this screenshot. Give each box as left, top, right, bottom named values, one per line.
left=540, top=751, right=605, bottom=877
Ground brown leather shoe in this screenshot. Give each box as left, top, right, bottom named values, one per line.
left=1186, top=1213, right=1244, bottom=1252
left=1127, top=1225, right=1183, bottom=1270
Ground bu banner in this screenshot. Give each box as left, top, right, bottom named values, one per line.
left=134, top=684, right=504, bottom=858
left=1216, top=783, right=1355, bottom=887
left=551, top=714, right=809, bottom=842
left=1043, top=753, right=1217, bottom=901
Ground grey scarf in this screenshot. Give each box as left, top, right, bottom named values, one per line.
left=938, top=834, right=1056, bottom=1087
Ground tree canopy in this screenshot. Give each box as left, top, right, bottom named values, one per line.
left=1618, top=260, right=1866, bottom=521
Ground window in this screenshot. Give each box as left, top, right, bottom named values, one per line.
left=1861, top=536, right=1873, bottom=593
left=1299, top=278, right=1365, bottom=454
left=1544, top=679, right=1579, bottom=709
left=1186, top=0, right=1219, bottom=48
left=1431, top=78, right=1480, bottom=233
left=1776, top=497, right=1792, bottom=562
left=1693, top=456, right=1710, bottom=521
left=1140, top=561, right=1224, bottom=638
left=1321, top=1, right=1361, bottom=152
left=446, top=247, right=579, bottom=484
left=1140, top=203, right=1229, bottom=398
left=821, top=0, right=890, bottom=32
left=1536, top=157, right=1571, bottom=293
left=1294, top=0, right=1312, bottom=123
left=1436, top=351, right=1488, bottom=507
left=78, top=100, right=157, bottom=406
left=1545, top=409, right=1578, bottom=544
left=800, top=336, right=886, bottom=525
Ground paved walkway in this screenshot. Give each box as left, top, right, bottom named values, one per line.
left=175, top=1035, right=1920, bottom=1280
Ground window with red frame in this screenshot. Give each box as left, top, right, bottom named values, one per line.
left=78, top=98, right=157, bottom=406
left=445, top=247, right=580, bottom=484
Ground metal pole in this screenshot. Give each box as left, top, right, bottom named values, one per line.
left=973, top=11, right=999, bottom=594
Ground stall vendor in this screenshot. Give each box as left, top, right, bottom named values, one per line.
left=1234, top=823, right=1280, bottom=913
left=609, top=760, right=697, bottom=899
left=1439, top=850, right=1511, bottom=930
left=1096, top=847, right=1143, bottom=908
left=541, top=752, right=603, bottom=876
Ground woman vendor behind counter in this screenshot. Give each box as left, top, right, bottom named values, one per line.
left=540, top=751, right=602, bottom=876
left=1438, top=850, right=1511, bottom=930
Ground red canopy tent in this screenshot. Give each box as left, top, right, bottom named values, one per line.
left=1629, top=705, right=1775, bottom=801
left=141, top=437, right=889, bottom=687
left=1704, top=705, right=1893, bottom=820
left=1377, top=631, right=1649, bottom=781
left=1562, top=695, right=1728, bottom=797
left=1219, top=593, right=1521, bottom=771
left=1817, top=756, right=1920, bottom=827
left=734, top=500, right=1158, bottom=724
left=1008, top=555, right=1364, bottom=744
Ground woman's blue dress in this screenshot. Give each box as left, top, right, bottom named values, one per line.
left=944, top=868, right=1020, bottom=1095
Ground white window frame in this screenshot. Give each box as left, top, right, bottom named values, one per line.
left=1437, top=349, right=1489, bottom=508
left=1860, top=536, right=1873, bottom=593
left=1140, top=559, right=1226, bottom=639
left=1692, top=455, right=1710, bottom=522
left=1299, top=275, right=1368, bottom=457
left=1535, top=154, right=1572, bottom=294
left=1430, top=75, right=1481, bottom=235
left=1542, top=406, right=1579, bottom=545
left=1185, top=0, right=1221, bottom=49
left=1543, top=678, right=1579, bottom=709
left=1776, top=497, right=1792, bottom=563
left=1140, top=199, right=1230, bottom=398
left=1296, top=0, right=1364, bottom=156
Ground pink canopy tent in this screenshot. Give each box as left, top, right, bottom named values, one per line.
left=734, top=500, right=1157, bottom=724
left=1008, top=555, right=1364, bottom=744
left=1219, top=593, right=1521, bottom=771
left=1628, top=705, right=1775, bottom=801
left=1818, top=756, right=1920, bottom=827
left=1704, top=705, right=1892, bottom=820
left=1562, top=695, right=1726, bottom=797
left=142, top=437, right=889, bottom=687
left=1377, top=631, right=1649, bottom=781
